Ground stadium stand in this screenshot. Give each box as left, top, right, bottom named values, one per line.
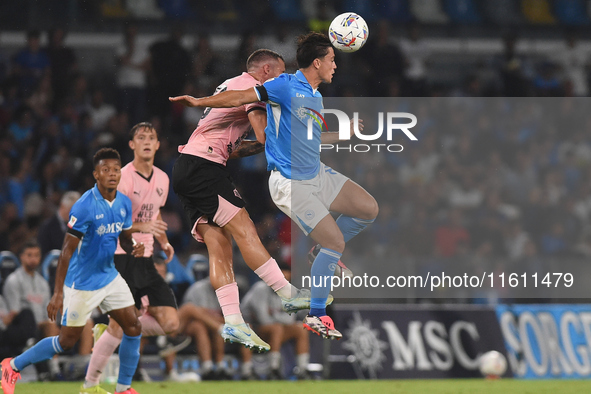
left=521, top=0, right=557, bottom=24
left=410, top=0, right=450, bottom=24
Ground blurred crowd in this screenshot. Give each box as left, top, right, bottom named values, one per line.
left=317, top=98, right=591, bottom=296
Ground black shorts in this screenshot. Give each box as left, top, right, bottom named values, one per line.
left=172, top=154, right=245, bottom=229
left=114, top=254, right=177, bottom=310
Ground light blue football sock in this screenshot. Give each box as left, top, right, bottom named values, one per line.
left=117, top=333, right=141, bottom=387
left=13, top=336, right=63, bottom=371
left=310, top=247, right=341, bottom=317
left=336, top=215, right=375, bottom=242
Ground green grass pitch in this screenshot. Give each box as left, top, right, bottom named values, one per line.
left=10, top=380, right=591, bottom=394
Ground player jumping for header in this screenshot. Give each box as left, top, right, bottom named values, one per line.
left=170, top=49, right=332, bottom=352
left=170, top=33, right=378, bottom=340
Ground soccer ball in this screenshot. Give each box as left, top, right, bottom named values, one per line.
left=478, top=350, right=507, bottom=378
left=328, top=12, right=369, bottom=53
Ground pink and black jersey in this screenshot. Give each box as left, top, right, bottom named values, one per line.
left=115, top=162, right=169, bottom=257
left=178, top=72, right=265, bottom=166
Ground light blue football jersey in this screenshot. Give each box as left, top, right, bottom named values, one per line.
left=256, top=70, right=323, bottom=180
left=65, top=184, right=132, bottom=290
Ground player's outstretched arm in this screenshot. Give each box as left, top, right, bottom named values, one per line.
left=169, top=87, right=260, bottom=109
left=47, top=233, right=80, bottom=322
left=119, top=229, right=145, bottom=257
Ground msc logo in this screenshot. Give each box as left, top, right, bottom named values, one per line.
left=96, top=222, right=124, bottom=236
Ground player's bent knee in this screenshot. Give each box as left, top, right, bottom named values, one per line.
left=161, top=317, right=180, bottom=334
left=125, top=326, right=142, bottom=337
left=362, top=196, right=379, bottom=220
left=60, top=343, right=75, bottom=352
left=326, top=236, right=346, bottom=254
left=370, top=198, right=379, bottom=219
left=122, top=319, right=142, bottom=337
left=58, top=336, right=78, bottom=352
left=226, top=211, right=257, bottom=240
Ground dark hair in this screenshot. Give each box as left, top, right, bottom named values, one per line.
left=93, top=148, right=121, bottom=168
left=19, top=239, right=40, bottom=256
left=246, top=49, right=284, bottom=71
left=296, top=32, right=332, bottom=69
left=129, top=122, right=158, bottom=141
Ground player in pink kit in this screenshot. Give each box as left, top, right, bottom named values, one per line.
left=172, top=49, right=330, bottom=352
left=81, top=123, right=178, bottom=394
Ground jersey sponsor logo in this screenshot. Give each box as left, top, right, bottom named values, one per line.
left=296, top=106, right=329, bottom=133
left=137, top=203, right=155, bottom=222
left=95, top=214, right=104, bottom=219
left=68, top=215, right=77, bottom=229
left=96, top=222, right=124, bottom=236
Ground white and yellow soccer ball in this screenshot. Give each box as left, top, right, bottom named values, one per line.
left=328, top=12, right=369, bottom=53
left=478, top=350, right=508, bottom=378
